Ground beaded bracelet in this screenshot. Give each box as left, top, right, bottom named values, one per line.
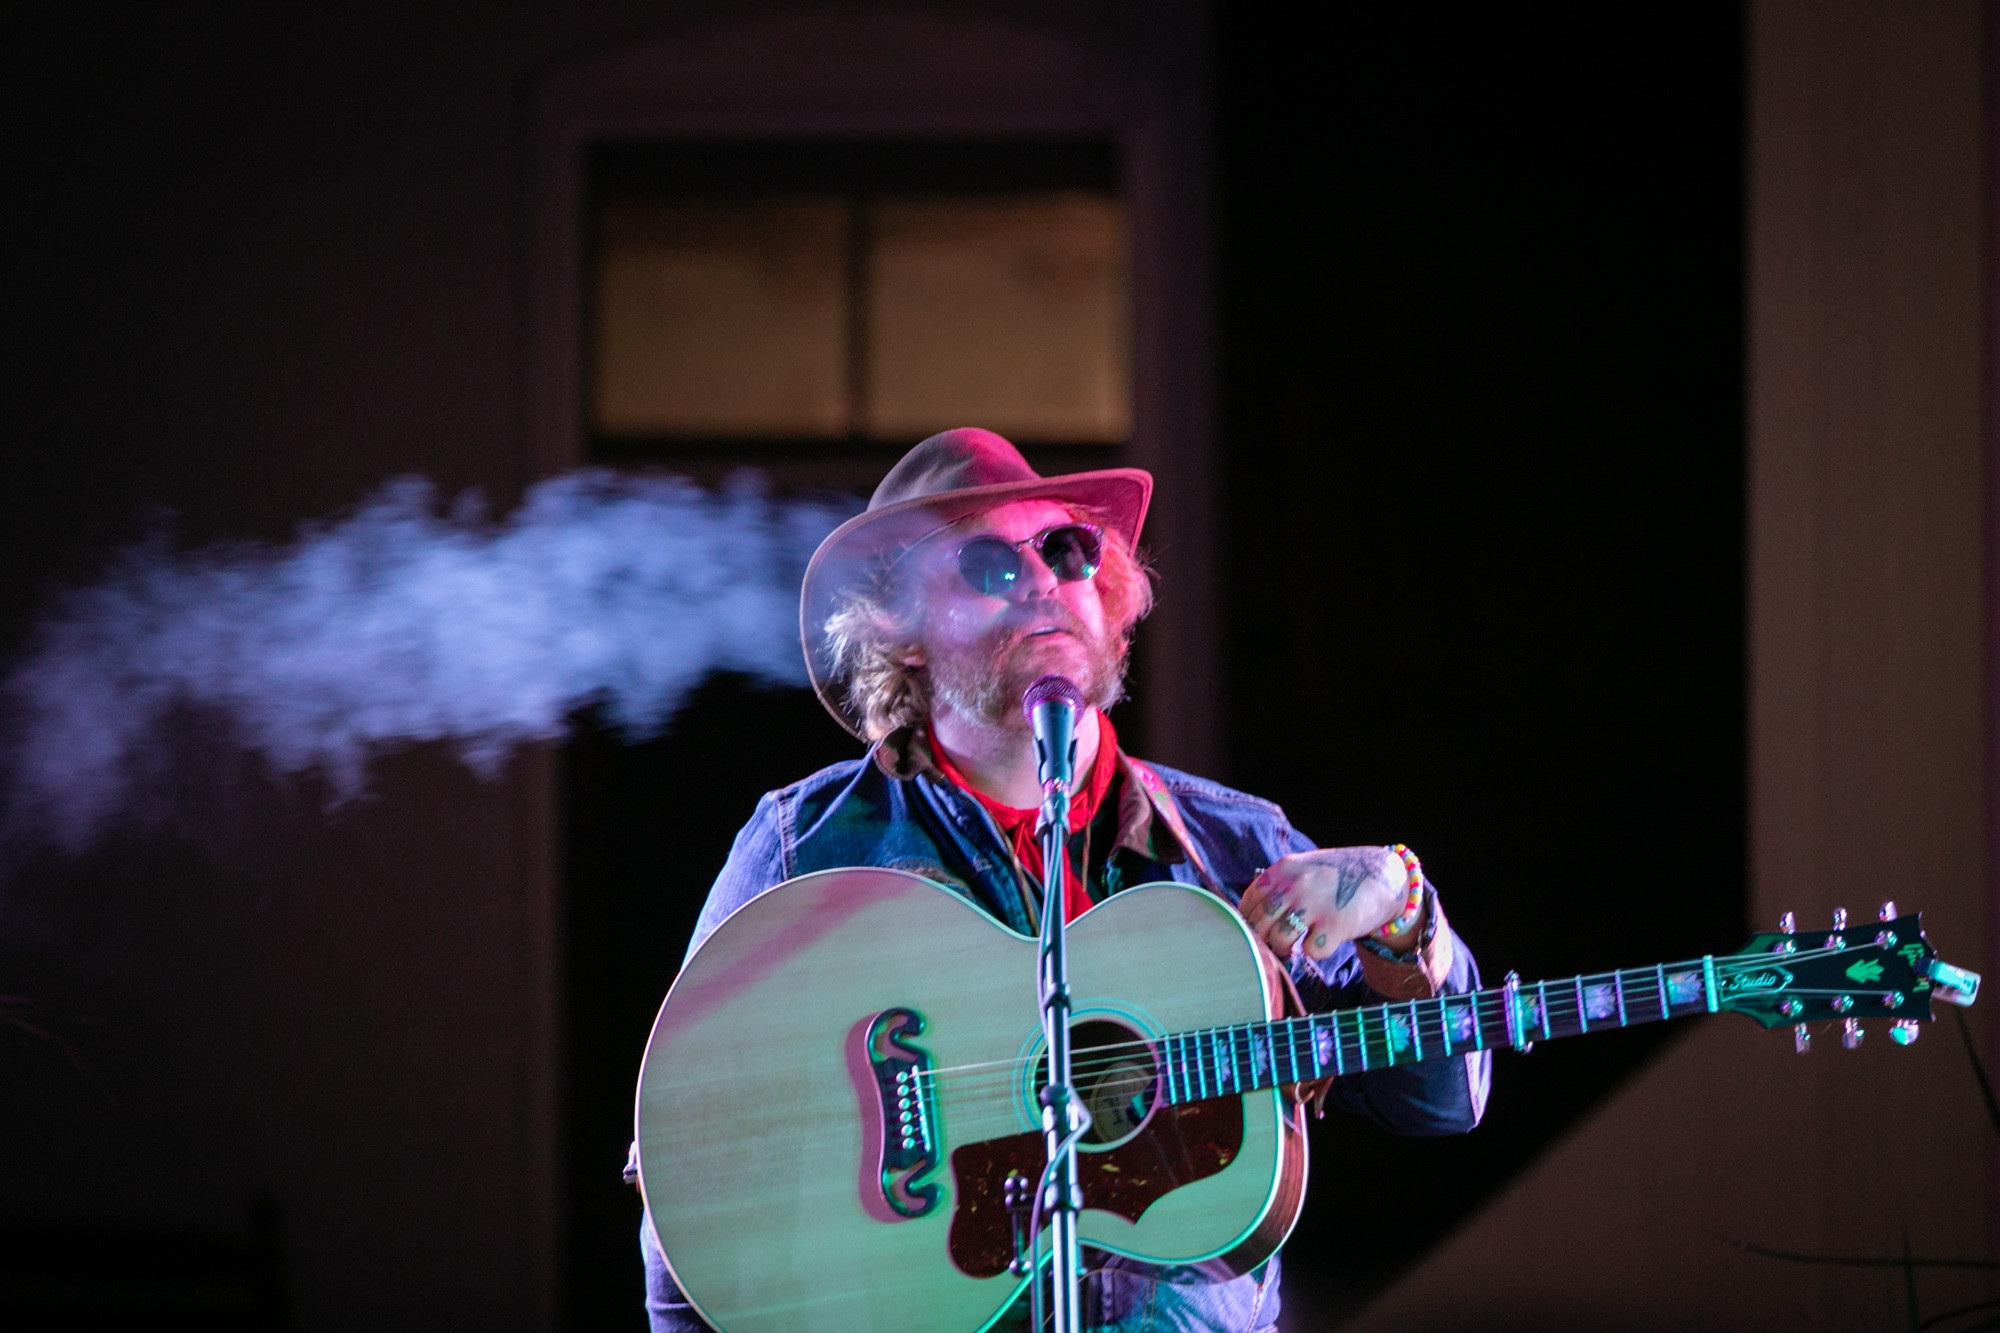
left=1376, top=843, right=1425, bottom=939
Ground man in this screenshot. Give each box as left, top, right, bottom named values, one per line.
left=642, top=428, right=1489, bottom=1331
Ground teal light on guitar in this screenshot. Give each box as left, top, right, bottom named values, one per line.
left=633, top=871, right=1980, bottom=1333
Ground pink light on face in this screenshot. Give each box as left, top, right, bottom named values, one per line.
left=910, top=500, right=1116, bottom=721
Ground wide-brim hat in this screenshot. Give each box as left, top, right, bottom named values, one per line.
left=801, top=427, right=1152, bottom=738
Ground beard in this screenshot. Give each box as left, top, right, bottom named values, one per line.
left=924, top=613, right=1129, bottom=730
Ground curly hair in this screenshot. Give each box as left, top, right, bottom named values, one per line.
left=822, top=513, right=1154, bottom=742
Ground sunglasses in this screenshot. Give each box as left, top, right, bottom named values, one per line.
left=953, top=522, right=1105, bottom=596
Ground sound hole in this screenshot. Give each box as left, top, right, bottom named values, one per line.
left=1034, top=1019, right=1160, bottom=1148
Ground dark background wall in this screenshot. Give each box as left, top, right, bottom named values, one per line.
left=1215, top=7, right=1745, bottom=1320
left=1, top=4, right=1757, bottom=1331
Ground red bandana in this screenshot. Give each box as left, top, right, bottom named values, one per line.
left=929, top=711, right=1120, bottom=924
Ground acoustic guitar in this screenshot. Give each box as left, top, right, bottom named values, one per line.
left=634, top=868, right=1979, bottom=1332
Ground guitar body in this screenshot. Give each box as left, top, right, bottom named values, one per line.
left=636, top=869, right=1308, bottom=1333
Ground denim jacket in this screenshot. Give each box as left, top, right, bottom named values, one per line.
left=641, top=737, right=1490, bottom=1332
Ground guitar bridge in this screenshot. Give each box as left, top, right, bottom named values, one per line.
left=857, top=1008, right=941, bottom=1219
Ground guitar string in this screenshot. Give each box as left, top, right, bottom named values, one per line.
left=907, top=992, right=1905, bottom=1103
left=901, top=948, right=1907, bottom=1095
left=908, top=1000, right=1907, bottom=1107
left=909, top=993, right=1652, bottom=1096
left=905, top=971, right=1891, bottom=1094
left=902, top=938, right=1893, bottom=1089
left=902, top=948, right=1849, bottom=1083
left=899, top=964, right=1657, bottom=1083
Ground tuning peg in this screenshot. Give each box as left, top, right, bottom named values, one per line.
left=1779, top=911, right=1796, bottom=933
left=1890, top=1020, right=1919, bottom=1046
left=1841, top=1017, right=1863, bottom=1050
left=1831, top=906, right=1848, bottom=929
left=1877, top=900, right=1897, bottom=921
left=1929, top=959, right=1982, bottom=1007
left=1793, top=1023, right=1810, bottom=1053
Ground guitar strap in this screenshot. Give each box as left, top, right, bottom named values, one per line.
left=1120, top=758, right=1223, bottom=894
left=1125, top=758, right=1334, bottom=1115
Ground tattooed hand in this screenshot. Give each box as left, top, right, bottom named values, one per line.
left=1237, top=846, right=1417, bottom=962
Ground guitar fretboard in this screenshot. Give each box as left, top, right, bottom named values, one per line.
left=1156, top=958, right=1721, bottom=1104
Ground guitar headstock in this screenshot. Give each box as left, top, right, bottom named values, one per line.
left=1716, top=905, right=1979, bottom=1049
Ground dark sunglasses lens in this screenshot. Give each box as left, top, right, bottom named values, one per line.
left=1038, top=526, right=1103, bottom=582
left=957, top=536, right=1023, bottom=595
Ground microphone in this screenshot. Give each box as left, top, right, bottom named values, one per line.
left=1022, top=674, right=1086, bottom=796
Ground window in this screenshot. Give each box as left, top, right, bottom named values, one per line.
left=587, top=141, right=1128, bottom=466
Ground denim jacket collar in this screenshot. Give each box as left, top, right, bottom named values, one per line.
left=868, top=723, right=1218, bottom=892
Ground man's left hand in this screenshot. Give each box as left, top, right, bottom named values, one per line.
left=1238, top=846, right=1418, bottom=962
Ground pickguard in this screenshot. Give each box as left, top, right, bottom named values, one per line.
left=946, top=1097, right=1245, bottom=1278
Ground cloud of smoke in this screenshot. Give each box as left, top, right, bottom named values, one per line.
left=1, top=471, right=858, bottom=855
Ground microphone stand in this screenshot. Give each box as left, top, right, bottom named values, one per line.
left=1031, top=696, right=1085, bottom=1333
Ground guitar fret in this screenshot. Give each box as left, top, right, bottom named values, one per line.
left=1157, top=946, right=1770, bottom=1110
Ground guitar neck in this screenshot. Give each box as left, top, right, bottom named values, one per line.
left=1156, top=957, right=1723, bottom=1105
